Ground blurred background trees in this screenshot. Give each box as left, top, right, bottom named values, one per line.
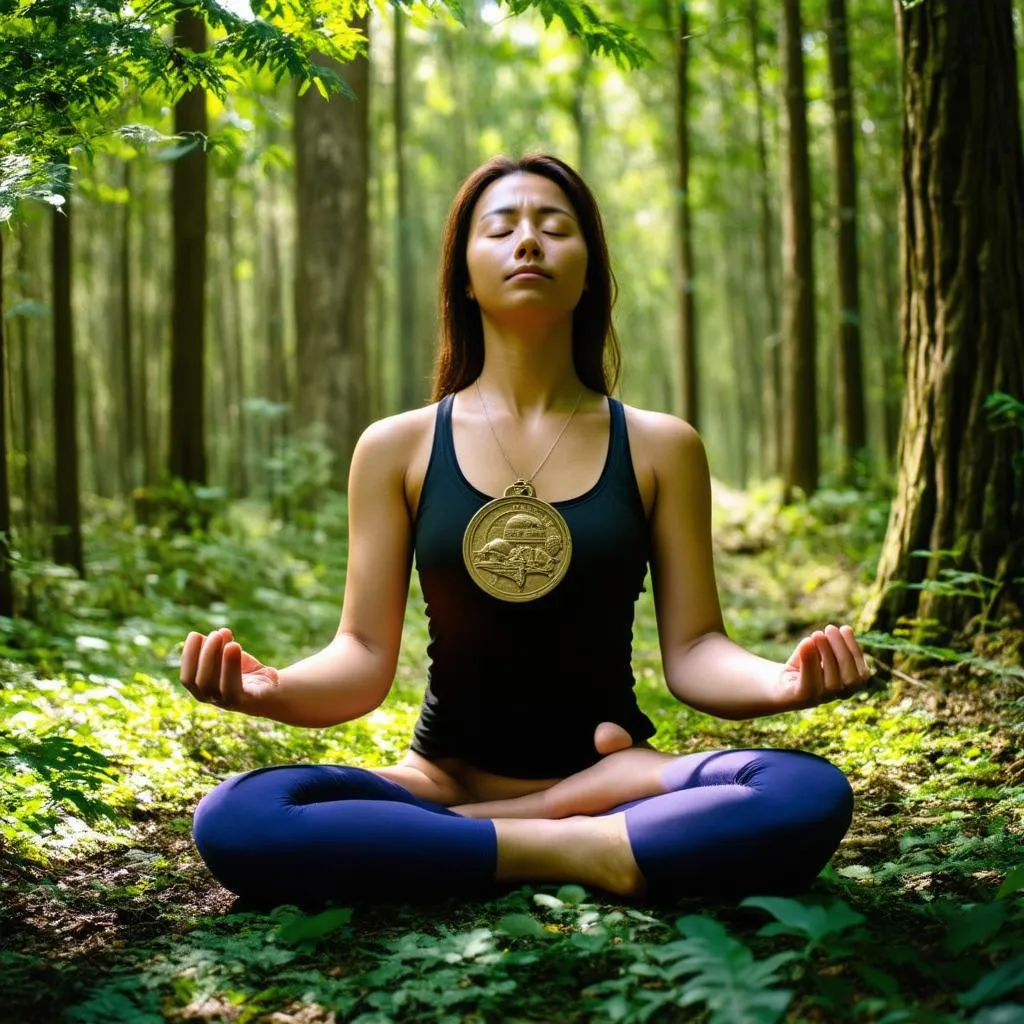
left=1, top=0, right=1022, bottom=647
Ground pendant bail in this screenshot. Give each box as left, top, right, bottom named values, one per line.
left=505, top=479, right=536, bottom=498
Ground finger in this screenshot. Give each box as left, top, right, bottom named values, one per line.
left=179, top=632, right=205, bottom=696
left=797, top=636, right=824, bottom=702
left=840, top=625, right=872, bottom=679
left=221, top=642, right=243, bottom=710
left=824, top=624, right=859, bottom=686
left=195, top=631, right=225, bottom=703
left=813, top=630, right=842, bottom=697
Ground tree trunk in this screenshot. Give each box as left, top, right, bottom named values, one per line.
left=52, top=168, right=84, bottom=575
left=168, top=10, right=208, bottom=486
left=120, top=161, right=136, bottom=497
left=572, top=49, right=593, bottom=181
left=294, top=13, right=371, bottom=490
left=749, top=0, right=782, bottom=480
left=666, top=1, right=698, bottom=426
left=15, top=224, right=35, bottom=529
left=780, top=0, right=819, bottom=500
left=826, top=0, right=867, bottom=479
left=0, top=228, right=13, bottom=615
left=860, top=0, right=1024, bottom=642
left=224, top=183, right=248, bottom=496
left=393, top=11, right=418, bottom=411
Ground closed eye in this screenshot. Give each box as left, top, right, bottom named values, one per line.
left=487, top=231, right=568, bottom=238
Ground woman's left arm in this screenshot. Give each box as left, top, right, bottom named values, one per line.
left=643, top=413, right=873, bottom=720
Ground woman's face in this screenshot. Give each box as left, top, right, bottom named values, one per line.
left=465, top=172, right=588, bottom=323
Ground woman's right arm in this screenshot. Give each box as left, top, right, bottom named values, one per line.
left=178, top=415, right=417, bottom=728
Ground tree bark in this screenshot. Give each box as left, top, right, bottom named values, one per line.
left=748, top=0, right=782, bottom=480
left=860, top=0, right=1024, bottom=642
left=780, top=0, right=819, bottom=500
left=675, top=2, right=698, bottom=427
left=168, top=10, right=208, bottom=486
left=294, top=13, right=371, bottom=490
left=826, top=0, right=867, bottom=479
left=0, top=228, right=13, bottom=615
left=393, top=11, right=418, bottom=411
left=52, top=167, right=84, bottom=575
left=120, top=160, right=136, bottom=497
left=15, top=223, right=35, bottom=528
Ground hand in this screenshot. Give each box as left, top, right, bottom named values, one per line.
left=777, top=623, right=874, bottom=710
left=179, top=627, right=280, bottom=713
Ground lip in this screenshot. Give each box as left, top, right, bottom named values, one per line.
left=507, top=267, right=552, bottom=280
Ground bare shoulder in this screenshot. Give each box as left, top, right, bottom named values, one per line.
left=620, top=403, right=707, bottom=467
left=353, top=404, right=437, bottom=466
left=350, top=405, right=438, bottom=512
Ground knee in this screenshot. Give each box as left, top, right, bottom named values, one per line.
left=192, top=774, right=262, bottom=872
left=790, top=752, right=854, bottom=834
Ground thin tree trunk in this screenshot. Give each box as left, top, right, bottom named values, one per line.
left=394, top=11, right=418, bottom=410
left=225, top=183, right=248, bottom=495
left=120, top=161, right=135, bottom=497
left=15, top=224, right=34, bottom=529
left=780, top=0, right=819, bottom=500
left=749, top=0, right=781, bottom=479
left=826, top=0, right=867, bottom=479
left=861, top=0, right=1024, bottom=642
left=0, top=228, right=13, bottom=615
left=572, top=49, right=593, bottom=181
left=138, top=180, right=155, bottom=488
left=168, top=10, right=208, bottom=486
left=263, top=182, right=287, bottom=499
left=667, top=0, right=698, bottom=426
left=294, top=14, right=371, bottom=490
left=52, top=165, right=84, bottom=575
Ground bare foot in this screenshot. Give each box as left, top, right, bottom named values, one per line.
left=594, top=721, right=633, bottom=756
left=571, top=813, right=646, bottom=898
left=493, top=813, right=647, bottom=898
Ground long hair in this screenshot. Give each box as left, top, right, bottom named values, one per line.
left=431, top=153, right=621, bottom=402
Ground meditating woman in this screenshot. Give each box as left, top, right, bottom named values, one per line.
left=180, top=152, right=872, bottom=908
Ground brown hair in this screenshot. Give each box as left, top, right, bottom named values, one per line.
left=430, top=153, right=621, bottom=402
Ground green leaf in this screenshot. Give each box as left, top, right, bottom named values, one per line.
left=274, top=907, right=352, bottom=945
left=741, top=896, right=865, bottom=945
left=555, top=883, right=587, bottom=905
left=496, top=913, right=546, bottom=938
left=941, top=902, right=1008, bottom=954
left=958, top=955, right=1024, bottom=1009
left=996, top=865, right=1024, bottom=900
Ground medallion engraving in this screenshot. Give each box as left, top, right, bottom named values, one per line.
left=462, top=492, right=572, bottom=601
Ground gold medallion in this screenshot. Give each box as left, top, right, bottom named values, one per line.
left=462, top=481, right=572, bottom=602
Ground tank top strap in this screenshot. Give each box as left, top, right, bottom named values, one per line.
left=432, top=392, right=458, bottom=471
left=606, top=396, right=629, bottom=470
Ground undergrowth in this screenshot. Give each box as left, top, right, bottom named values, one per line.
left=1, top=484, right=1021, bottom=1023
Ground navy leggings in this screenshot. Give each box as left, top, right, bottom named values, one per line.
left=192, top=748, right=853, bottom=907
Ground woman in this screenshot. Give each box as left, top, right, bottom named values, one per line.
left=181, top=153, right=871, bottom=908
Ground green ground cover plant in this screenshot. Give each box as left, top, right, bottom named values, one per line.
left=1, top=484, right=1021, bottom=1023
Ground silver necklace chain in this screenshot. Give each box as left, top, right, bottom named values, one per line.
left=475, top=380, right=585, bottom=487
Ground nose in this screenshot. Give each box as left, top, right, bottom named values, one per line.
left=514, top=223, right=542, bottom=259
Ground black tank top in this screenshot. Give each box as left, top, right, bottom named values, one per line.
left=410, top=393, right=656, bottom=778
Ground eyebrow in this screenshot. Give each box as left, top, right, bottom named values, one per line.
left=479, top=204, right=577, bottom=221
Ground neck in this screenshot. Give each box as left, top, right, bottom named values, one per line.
left=477, top=316, right=579, bottom=417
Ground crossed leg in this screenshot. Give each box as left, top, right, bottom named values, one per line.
left=372, top=722, right=656, bottom=895
left=192, top=727, right=854, bottom=906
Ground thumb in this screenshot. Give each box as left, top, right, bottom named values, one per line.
left=239, top=648, right=278, bottom=681
left=794, top=636, right=822, bottom=686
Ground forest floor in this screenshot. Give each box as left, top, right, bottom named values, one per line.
left=1, top=483, right=1022, bottom=1024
